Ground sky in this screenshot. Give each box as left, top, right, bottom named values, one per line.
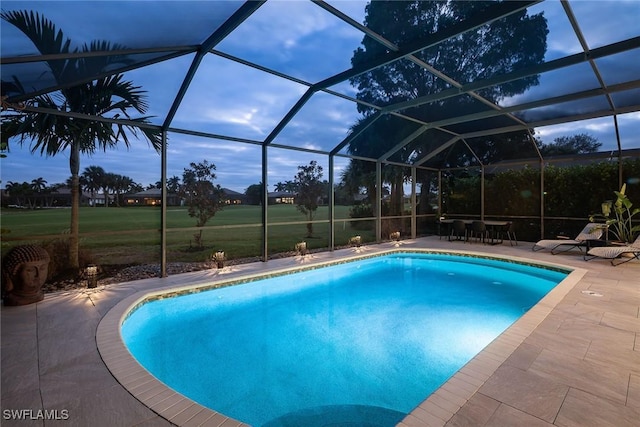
left=1, top=0, right=639, bottom=194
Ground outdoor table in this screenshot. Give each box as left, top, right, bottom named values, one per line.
left=438, top=219, right=509, bottom=244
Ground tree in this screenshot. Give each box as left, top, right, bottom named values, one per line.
left=81, top=165, right=105, bottom=207
left=101, top=172, right=119, bottom=207
left=346, top=1, right=548, bottom=212
left=111, top=174, right=135, bottom=206
left=167, top=176, right=181, bottom=193
left=274, top=180, right=298, bottom=193
left=351, top=2, right=547, bottom=113
left=0, top=138, right=8, bottom=158
left=180, top=160, right=226, bottom=248
left=5, top=181, right=31, bottom=207
left=244, top=183, right=264, bottom=205
left=30, top=177, right=47, bottom=193
left=294, top=161, right=324, bottom=237
left=129, top=181, right=144, bottom=194
left=28, top=177, right=48, bottom=207
left=333, top=181, right=355, bottom=205
left=1, top=10, right=161, bottom=271
left=539, top=134, right=602, bottom=156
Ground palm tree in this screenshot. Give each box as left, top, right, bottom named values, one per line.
left=167, top=176, right=181, bottom=193
left=274, top=180, right=298, bottom=193
left=81, top=165, right=104, bottom=206
left=111, top=173, right=135, bottom=207
left=101, top=172, right=120, bottom=208
left=1, top=10, right=161, bottom=270
left=30, top=177, right=47, bottom=193
left=29, top=176, right=48, bottom=208
left=5, top=181, right=30, bottom=207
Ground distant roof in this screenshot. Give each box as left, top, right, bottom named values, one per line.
left=52, top=186, right=92, bottom=198
left=221, top=188, right=244, bottom=197
left=268, top=191, right=295, bottom=198
left=128, top=189, right=177, bottom=196
left=130, top=189, right=162, bottom=196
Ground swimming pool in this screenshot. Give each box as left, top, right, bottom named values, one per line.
left=119, top=252, right=568, bottom=427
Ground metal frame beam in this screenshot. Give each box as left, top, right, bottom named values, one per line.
left=424, top=79, right=640, bottom=130
left=381, top=36, right=640, bottom=115
left=414, top=136, right=460, bottom=167
left=4, top=50, right=193, bottom=103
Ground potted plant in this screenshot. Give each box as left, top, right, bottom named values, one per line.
left=590, top=184, right=640, bottom=244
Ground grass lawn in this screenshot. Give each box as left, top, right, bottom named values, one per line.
left=1, top=204, right=379, bottom=265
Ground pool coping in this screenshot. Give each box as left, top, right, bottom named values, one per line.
left=96, top=248, right=587, bottom=427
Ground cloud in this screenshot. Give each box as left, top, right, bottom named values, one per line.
left=570, top=1, right=640, bottom=49
left=170, top=56, right=309, bottom=140
left=215, top=0, right=363, bottom=82
left=201, top=106, right=266, bottom=135
left=169, top=138, right=252, bottom=155
left=273, top=91, right=360, bottom=150
left=218, top=1, right=337, bottom=55
left=500, top=61, right=600, bottom=108
left=534, top=111, right=640, bottom=151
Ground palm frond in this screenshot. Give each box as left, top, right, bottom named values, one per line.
left=76, top=40, right=136, bottom=80
left=1, top=10, right=73, bottom=81
left=3, top=9, right=160, bottom=158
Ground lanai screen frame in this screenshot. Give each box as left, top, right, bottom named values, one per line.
left=2, top=0, right=640, bottom=276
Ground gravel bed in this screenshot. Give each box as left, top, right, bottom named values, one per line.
left=41, top=248, right=334, bottom=294
left=41, top=256, right=264, bottom=293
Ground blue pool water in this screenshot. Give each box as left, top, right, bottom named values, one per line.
left=121, top=253, right=567, bottom=426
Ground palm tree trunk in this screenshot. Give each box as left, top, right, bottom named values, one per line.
left=69, top=143, right=80, bottom=271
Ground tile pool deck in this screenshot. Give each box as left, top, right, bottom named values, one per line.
left=1, top=236, right=639, bottom=427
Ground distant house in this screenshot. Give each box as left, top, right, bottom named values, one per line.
left=124, top=189, right=180, bottom=206
left=1, top=186, right=94, bottom=208
left=50, top=187, right=93, bottom=207
left=221, top=188, right=247, bottom=205
left=268, top=191, right=296, bottom=205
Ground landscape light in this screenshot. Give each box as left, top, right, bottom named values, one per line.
left=213, top=250, right=225, bottom=269
left=86, top=265, right=98, bottom=288
left=295, top=241, right=307, bottom=257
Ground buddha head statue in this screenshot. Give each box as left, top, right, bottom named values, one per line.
left=2, top=245, right=50, bottom=306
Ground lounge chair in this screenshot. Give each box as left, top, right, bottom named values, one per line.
left=585, top=235, right=640, bottom=266
left=532, top=223, right=604, bottom=254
